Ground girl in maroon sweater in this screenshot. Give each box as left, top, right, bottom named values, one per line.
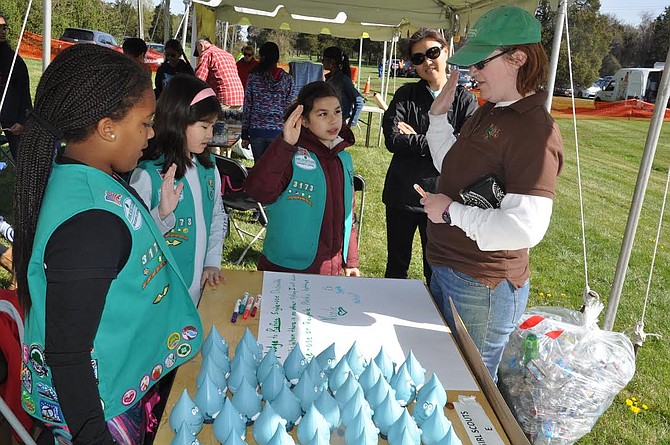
left=244, top=81, right=360, bottom=276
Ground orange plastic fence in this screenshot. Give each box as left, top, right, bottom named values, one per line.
left=472, top=90, right=669, bottom=120
left=18, top=31, right=163, bottom=73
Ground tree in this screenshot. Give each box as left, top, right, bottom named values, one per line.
left=148, top=3, right=170, bottom=44
left=648, top=6, right=670, bottom=65
left=537, top=0, right=611, bottom=87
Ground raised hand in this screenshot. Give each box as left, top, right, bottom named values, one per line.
left=429, top=69, right=459, bottom=116
left=283, top=105, right=304, bottom=146
left=397, top=121, right=417, bottom=135
left=158, top=163, right=184, bottom=220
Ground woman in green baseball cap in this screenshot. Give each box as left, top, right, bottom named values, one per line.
left=420, top=5, right=565, bottom=381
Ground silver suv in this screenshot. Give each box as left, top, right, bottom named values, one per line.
left=60, top=28, right=118, bottom=48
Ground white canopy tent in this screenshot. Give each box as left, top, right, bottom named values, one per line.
left=33, top=0, right=670, bottom=332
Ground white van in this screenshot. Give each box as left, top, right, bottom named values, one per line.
left=594, top=68, right=663, bottom=103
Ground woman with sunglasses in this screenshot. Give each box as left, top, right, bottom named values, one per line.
left=381, top=29, right=477, bottom=285
left=421, top=6, right=564, bottom=381
left=154, top=39, right=195, bottom=98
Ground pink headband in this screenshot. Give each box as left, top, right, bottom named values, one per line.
left=190, top=88, right=216, bottom=106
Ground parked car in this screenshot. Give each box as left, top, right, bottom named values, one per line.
left=595, top=68, right=663, bottom=103
left=576, top=82, right=601, bottom=99
left=553, top=84, right=573, bottom=97
left=59, top=28, right=118, bottom=48
left=147, top=43, right=165, bottom=54
left=389, top=59, right=406, bottom=77
left=403, top=62, right=419, bottom=78
left=457, top=68, right=474, bottom=88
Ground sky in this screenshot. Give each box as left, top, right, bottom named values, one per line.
left=594, top=1, right=666, bottom=26
left=163, top=1, right=668, bottom=27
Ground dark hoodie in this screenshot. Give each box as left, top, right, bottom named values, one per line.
left=0, top=42, right=32, bottom=128
left=244, top=125, right=359, bottom=275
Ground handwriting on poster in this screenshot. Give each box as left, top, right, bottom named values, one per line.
left=264, top=274, right=314, bottom=358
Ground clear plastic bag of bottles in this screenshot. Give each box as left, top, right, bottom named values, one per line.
left=498, top=299, right=636, bottom=445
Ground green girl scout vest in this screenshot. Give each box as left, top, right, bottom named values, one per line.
left=137, top=155, right=215, bottom=288
left=22, top=163, right=202, bottom=425
left=263, top=147, right=354, bottom=270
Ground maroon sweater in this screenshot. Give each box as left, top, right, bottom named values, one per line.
left=244, top=126, right=359, bottom=275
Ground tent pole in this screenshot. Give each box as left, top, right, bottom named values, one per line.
left=604, top=46, right=670, bottom=331
left=164, top=0, right=171, bottom=44
left=545, top=0, right=567, bottom=112
left=357, top=37, right=363, bottom=90
left=181, top=0, right=190, bottom=54
left=138, top=0, right=144, bottom=39
left=189, top=2, right=197, bottom=67
left=42, top=0, right=51, bottom=71
left=223, top=21, right=229, bottom=51
left=381, top=40, right=388, bottom=100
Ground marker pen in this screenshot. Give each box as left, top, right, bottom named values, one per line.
left=250, top=295, right=262, bottom=317
left=238, top=292, right=249, bottom=315
left=243, top=295, right=254, bottom=319
left=413, top=183, right=427, bottom=198
left=231, top=298, right=242, bottom=323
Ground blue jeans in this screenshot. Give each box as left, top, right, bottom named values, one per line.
left=250, top=136, right=278, bottom=162
left=429, top=265, right=529, bottom=382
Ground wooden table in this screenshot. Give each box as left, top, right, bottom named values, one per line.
left=154, top=270, right=513, bottom=445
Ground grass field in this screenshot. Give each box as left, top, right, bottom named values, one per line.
left=1, top=58, right=669, bottom=444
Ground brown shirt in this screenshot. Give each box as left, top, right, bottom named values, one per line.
left=427, top=91, right=564, bottom=288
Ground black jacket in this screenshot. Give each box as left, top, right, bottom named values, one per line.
left=382, top=79, right=478, bottom=211
left=0, top=42, right=32, bottom=126
left=154, top=60, right=195, bottom=97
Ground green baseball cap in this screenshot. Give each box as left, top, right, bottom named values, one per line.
left=448, top=5, right=541, bottom=67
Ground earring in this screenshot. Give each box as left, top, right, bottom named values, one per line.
left=111, top=134, right=116, bottom=141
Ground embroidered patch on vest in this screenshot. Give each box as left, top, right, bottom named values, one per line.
left=123, top=198, right=143, bottom=230
left=22, top=391, right=35, bottom=413
left=104, top=191, right=122, bottom=207
left=153, top=284, right=170, bottom=304
left=484, top=124, right=501, bottom=140
left=140, top=374, right=150, bottom=392
left=29, top=344, right=48, bottom=377
left=122, top=389, right=137, bottom=406
left=182, top=325, right=198, bottom=340
left=37, top=382, right=59, bottom=402
left=40, top=400, right=63, bottom=423
left=165, top=353, right=176, bottom=368
left=151, top=364, right=163, bottom=380
left=177, top=343, right=192, bottom=358
left=167, top=332, right=181, bottom=350
left=207, top=177, right=215, bottom=200
left=21, top=365, right=32, bottom=393
left=294, top=147, right=317, bottom=170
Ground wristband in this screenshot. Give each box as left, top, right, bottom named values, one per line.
left=442, top=202, right=452, bottom=224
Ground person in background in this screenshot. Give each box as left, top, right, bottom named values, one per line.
left=236, top=44, right=259, bottom=88
left=244, top=81, right=360, bottom=277
left=195, top=36, right=244, bottom=108
left=0, top=215, right=13, bottom=275
left=382, top=28, right=478, bottom=285
left=132, top=74, right=227, bottom=304
left=241, top=41, right=295, bottom=161
left=155, top=38, right=195, bottom=98
left=0, top=13, right=32, bottom=160
left=322, top=46, right=364, bottom=127
left=421, top=6, right=564, bottom=381
left=13, top=44, right=201, bottom=444
left=122, top=37, right=147, bottom=65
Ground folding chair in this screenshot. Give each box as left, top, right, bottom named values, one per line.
left=214, top=155, right=267, bottom=265
left=0, top=134, right=14, bottom=169
left=353, top=173, right=366, bottom=248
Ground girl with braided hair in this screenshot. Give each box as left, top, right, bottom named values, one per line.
left=132, top=74, right=227, bottom=304
left=14, top=44, right=202, bottom=444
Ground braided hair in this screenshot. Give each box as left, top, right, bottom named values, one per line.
left=13, top=43, right=152, bottom=311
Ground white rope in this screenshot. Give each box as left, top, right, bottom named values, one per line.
left=0, top=0, right=33, bottom=119
left=562, top=8, right=594, bottom=302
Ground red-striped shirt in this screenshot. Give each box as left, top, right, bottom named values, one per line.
left=195, top=45, right=244, bottom=107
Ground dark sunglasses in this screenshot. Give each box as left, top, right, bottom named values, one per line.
left=243, top=52, right=254, bottom=57
left=410, top=46, right=442, bottom=66
left=471, top=48, right=513, bottom=70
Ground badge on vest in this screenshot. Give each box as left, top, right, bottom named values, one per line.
left=123, top=198, right=143, bottom=230
left=295, top=147, right=317, bottom=170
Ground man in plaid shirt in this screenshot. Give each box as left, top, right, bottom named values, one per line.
left=195, top=37, right=244, bottom=107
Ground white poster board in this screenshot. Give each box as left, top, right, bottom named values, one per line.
left=259, top=272, right=478, bottom=391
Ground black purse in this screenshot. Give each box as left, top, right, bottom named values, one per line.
left=459, top=174, right=506, bottom=209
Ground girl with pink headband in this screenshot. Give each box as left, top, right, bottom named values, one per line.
left=131, top=75, right=227, bottom=304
